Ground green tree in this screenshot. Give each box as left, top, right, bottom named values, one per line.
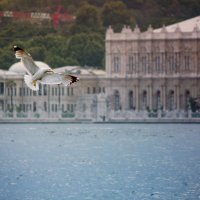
left=67, top=33, right=104, bottom=68
left=70, top=4, right=103, bottom=34
left=28, top=46, right=46, bottom=61
left=65, top=57, right=79, bottom=66
left=0, top=47, right=16, bottom=70
left=102, top=1, right=132, bottom=31
left=83, top=41, right=104, bottom=67
left=45, top=53, right=66, bottom=68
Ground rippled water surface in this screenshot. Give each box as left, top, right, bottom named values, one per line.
left=0, top=123, right=200, bottom=200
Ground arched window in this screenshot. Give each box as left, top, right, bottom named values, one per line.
left=185, top=90, right=190, bottom=110
left=156, top=91, right=161, bottom=109
left=169, top=90, right=175, bottom=110
left=129, top=91, right=135, bottom=110
left=142, top=90, right=147, bottom=110
left=114, top=90, right=120, bottom=111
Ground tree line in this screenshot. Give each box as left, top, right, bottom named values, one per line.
left=0, top=0, right=200, bottom=70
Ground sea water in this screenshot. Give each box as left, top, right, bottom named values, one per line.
left=0, top=123, right=200, bottom=200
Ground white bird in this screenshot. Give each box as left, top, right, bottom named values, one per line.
left=13, top=46, right=79, bottom=91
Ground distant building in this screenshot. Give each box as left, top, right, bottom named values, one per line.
left=105, top=16, right=200, bottom=120
left=0, top=62, right=106, bottom=121
left=0, top=16, right=200, bottom=121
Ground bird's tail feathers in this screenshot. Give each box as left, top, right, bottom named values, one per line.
left=24, top=75, right=39, bottom=91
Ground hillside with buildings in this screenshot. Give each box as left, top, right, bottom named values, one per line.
left=0, top=0, right=200, bottom=70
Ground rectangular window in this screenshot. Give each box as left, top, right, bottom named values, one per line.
left=71, top=104, right=73, bottom=112
left=71, top=88, right=73, bottom=96
left=52, top=88, right=54, bottom=96
left=141, top=56, right=147, bottom=73
left=184, top=55, right=190, bottom=71
left=11, top=88, right=13, bottom=96
left=20, top=88, right=22, bottom=96
left=87, top=87, right=90, bottom=94
left=44, top=102, right=47, bottom=112
left=33, top=102, right=37, bottom=112
left=113, top=56, right=120, bottom=73
left=67, top=104, right=70, bottom=111
left=0, top=82, right=4, bottom=95
left=127, top=55, right=135, bottom=73
left=169, top=55, right=177, bottom=73
left=26, top=104, right=29, bottom=112
left=23, top=104, right=25, bottom=112
left=155, top=56, right=161, bottom=73
left=43, top=85, right=47, bottom=96
left=39, top=85, right=42, bottom=96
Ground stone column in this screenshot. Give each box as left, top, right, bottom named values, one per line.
left=176, top=85, right=180, bottom=111
left=135, top=84, right=139, bottom=111
left=162, top=84, right=166, bottom=111
left=105, top=41, right=112, bottom=76
left=149, top=84, right=153, bottom=110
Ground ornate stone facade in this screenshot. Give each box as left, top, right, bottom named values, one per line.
left=105, top=16, right=200, bottom=114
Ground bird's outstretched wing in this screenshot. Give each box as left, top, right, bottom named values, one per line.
left=13, top=46, right=40, bottom=75
left=41, top=72, right=79, bottom=86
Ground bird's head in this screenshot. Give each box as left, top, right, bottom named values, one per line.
left=13, top=46, right=26, bottom=59
left=13, top=45, right=24, bottom=52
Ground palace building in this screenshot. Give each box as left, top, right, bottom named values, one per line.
left=0, top=16, right=200, bottom=121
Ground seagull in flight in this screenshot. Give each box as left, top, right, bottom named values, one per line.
left=13, top=46, right=79, bottom=91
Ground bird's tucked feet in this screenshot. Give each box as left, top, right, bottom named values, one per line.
left=33, top=80, right=37, bottom=87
